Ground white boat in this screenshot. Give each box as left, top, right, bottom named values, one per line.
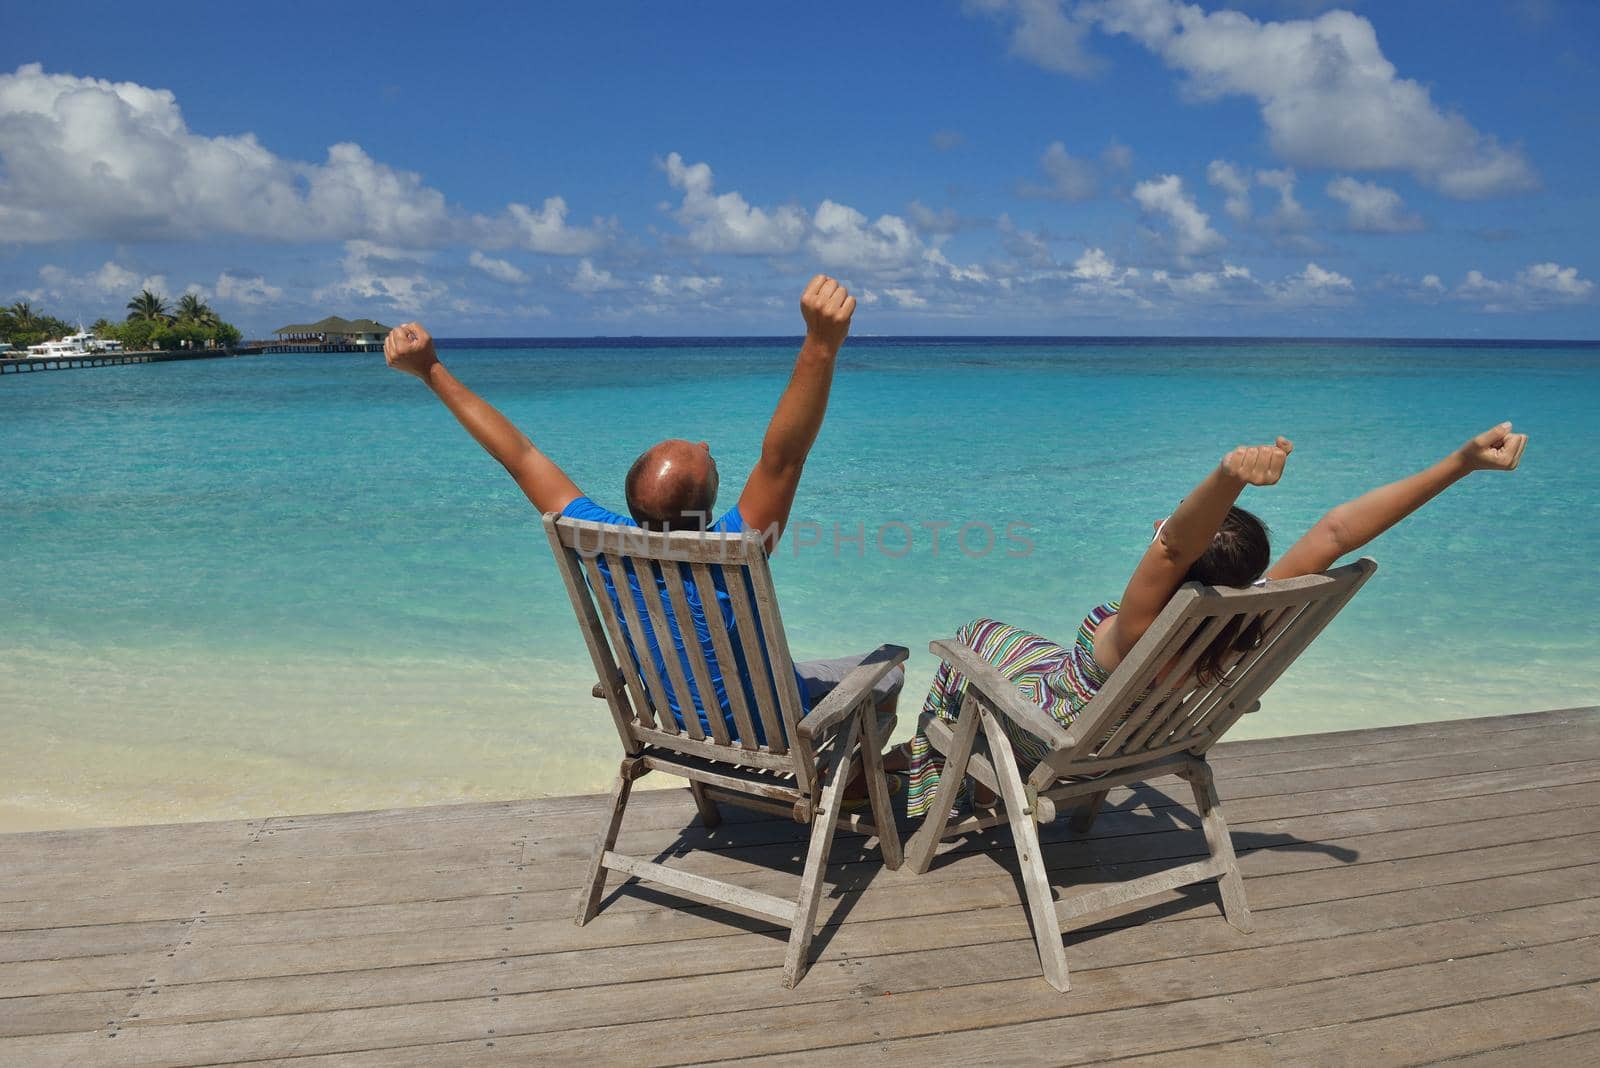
left=26, top=329, right=117, bottom=358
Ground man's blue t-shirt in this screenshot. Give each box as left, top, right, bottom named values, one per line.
left=562, top=496, right=802, bottom=743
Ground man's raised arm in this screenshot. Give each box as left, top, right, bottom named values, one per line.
left=384, top=323, right=583, bottom=515
left=738, top=275, right=856, bottom=551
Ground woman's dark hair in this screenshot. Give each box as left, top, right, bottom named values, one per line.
left=1182, top=506, right=1271, bottom=686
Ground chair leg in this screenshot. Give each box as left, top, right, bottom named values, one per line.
left=1188, top=761, right=1253, bottom=934
left=905, top=694, right=982, bottom=875
left=573, top=763, right=635, bottom=926
left=980, top=706, right=1071, bottom=992
left=857, top=703, right=903, bottom=871
left=1069, top=789, right=1109, bottom=834
left=688, top=780, right=722, bottom=829
left=783, top=716, right=859, bottom=989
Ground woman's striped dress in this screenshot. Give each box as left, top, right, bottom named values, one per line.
left=905, top=603, right=1119, bottom=818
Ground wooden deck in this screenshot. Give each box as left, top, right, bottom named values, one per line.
left=3, top=707, right=1598, bottom=1066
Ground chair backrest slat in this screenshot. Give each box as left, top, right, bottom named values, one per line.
left=689, top=561, right=761, bottom=751
left=1089, top=610, right=1211, bottom=757
left=632, top=556, right=707, bottom=742
left=659, top=560, right=731, bottom=746
left=1187, top=583, right=1361, bottom=753
left=600, top=550, right=680, bottom=735
left=576, top=552, right=658, bottom=730
left=1052, top=559, right=1376, bottom=773
left=723, top=565, right=791, bottom=757
left=743, top=552, right=815, bottom=773
left=1120, top=612, right=1238, bottom=752
left=1170, top=602, right=1311, bottom=744
left=546, top=515, right=812, bottom=779
left=546, top=523, right=642, bottom=755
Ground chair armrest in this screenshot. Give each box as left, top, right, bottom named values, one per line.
left=795, top=644, right=909, bottom=741
left=928, top=639, right=1078, bottom=752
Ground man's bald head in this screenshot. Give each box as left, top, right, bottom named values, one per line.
left=624, top=439, right=719, bottom=531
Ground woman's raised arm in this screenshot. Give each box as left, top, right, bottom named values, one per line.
left=1094, top=437, right=1292, bottom=672
left=1267, top=422, right=1528, bottom=581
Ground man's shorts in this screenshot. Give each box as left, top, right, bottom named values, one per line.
left=795, top=651, right=905, bottom=739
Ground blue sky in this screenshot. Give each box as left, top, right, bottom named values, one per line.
left=3, top=0, right=1597, bottom=337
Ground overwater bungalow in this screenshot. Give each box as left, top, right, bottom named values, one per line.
left=270, top=315, right=391, bottom=347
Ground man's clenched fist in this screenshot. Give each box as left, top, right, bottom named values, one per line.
left=1221, top=437, right=1293, bottom=487
left=800, top=275, right=856, bottom=352
left=384, top=322, right=438, bottom=379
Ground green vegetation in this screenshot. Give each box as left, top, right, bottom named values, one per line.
left=1, top=291, right=241, bottom=352
left=0, top=301, right=76, bottom=348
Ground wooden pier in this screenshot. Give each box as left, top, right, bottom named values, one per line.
left=1, top=342, right=379, bottom=375
left=2, top=707, right=1597, bottom=1065
left=0, top=349, right=266, bottom=375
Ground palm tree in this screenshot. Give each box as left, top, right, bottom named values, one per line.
left=8, top=301, right=35, bottom=329
left=175, top=293, right=219, bottom=327
left=126, top=289, right=170, bottom=323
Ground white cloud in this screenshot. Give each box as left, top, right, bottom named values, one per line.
left=1206, top=160, right=1252, bottom=223
left=1326, top=176, right=1423, bottom=233
left=568, top=258, right=625, bottom=294
left=930, top=129, right=965, bottom=151
left=645, top=273, right=723, bottom=298
left=807, top=200, right=924, bottom=271
left=499, top=197, right=608, bottom=255
left=313, top=241, right=446, bottom=310
left=1452, top=262, right=1594, bottom=310
left=22, top=261, right=168, bottom=306
left=211, top=270, right=283, bottom=306
left=1080, top=2, right=1537, bottom=198
left=880, top=286, right=928, bottom=309
left=1032, top=141, right=1098, bottom=201
left=1270, top=261, right=1354, bottom=304
left=1133, top=174, right=1225, bottom=257
left=1254, top=168, right=1311, bottom=230
left=0, top=64, right=605, bottom=250
left=660, top=152, right=806, bottom=254
left=967, top=0, right=1102, bottom=76
left=906, top=201, right=971, bottom=235
left=1518, top=262, right=1594, bottom=299
left=467, top=250, right=528, bottom=284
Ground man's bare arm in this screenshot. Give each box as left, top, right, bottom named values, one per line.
left=385, top=323, right=583, bottom=514
left=737, top=275, right=856, bottom=550
left=1268, top=422, right=1528, bottom=580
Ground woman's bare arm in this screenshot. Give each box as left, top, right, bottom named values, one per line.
left=1094, top=437, right=1292, bottom=672
left=1268, top=422, right=1528, bottom=580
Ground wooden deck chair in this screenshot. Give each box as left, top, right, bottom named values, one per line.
left=905, top=558, right=1377, bottom=991
left=544, top=514, right=907, bottom=987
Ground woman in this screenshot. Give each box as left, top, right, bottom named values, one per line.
left=894, top=422, right=1529, bottom=816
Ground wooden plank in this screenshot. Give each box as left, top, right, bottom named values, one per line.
left=543, top=514, right=644, bottom=748
left=602, top=551, right=677, bottom=733
left=658, top=561, right=730, bottom=746
left=715, top=939, right=1599, bottom=1068
left=688, top=561, right=760, bottom=750
left=599, top=852, right=796, bottom=926
left=85, top=922, right=1596, bottom=1068
left=576, top=551, right=658, bottom=730
left=20, top=859, right=1593, bottom=1037
left=15, top=882, right=1600, bottom=1061
left=1128, top=985, right=1600, bottom=1067
left=633, top=557, right=705, bottom=742
left=723, top=567, right=790, bottom=758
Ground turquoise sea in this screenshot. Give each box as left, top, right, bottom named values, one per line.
left=3, top=338, right=1597, bottom=830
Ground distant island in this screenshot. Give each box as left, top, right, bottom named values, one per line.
left=1, top=289, right=241, bottom=355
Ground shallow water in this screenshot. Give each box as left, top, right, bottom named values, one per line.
left=3, top=338, right=1596, bottom=829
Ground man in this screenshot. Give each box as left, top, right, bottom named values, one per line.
left=383, top=275, right=901, bottom=762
